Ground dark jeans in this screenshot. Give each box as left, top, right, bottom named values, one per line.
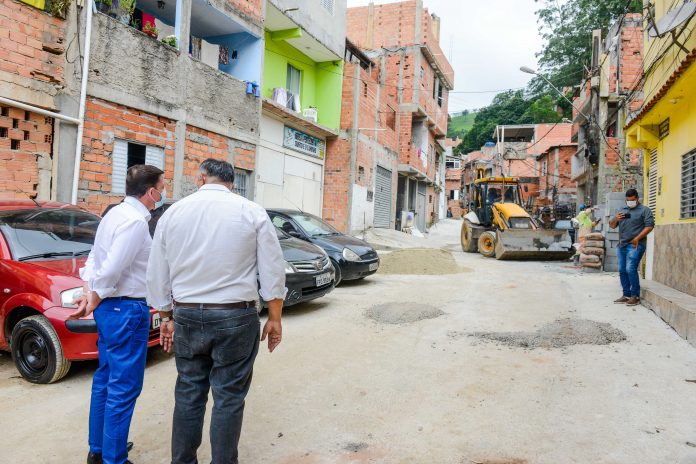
left=617, top=243, right=646, bottom=298
left=172, top=306, right=260, bottom=464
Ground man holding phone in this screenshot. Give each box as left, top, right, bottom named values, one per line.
left=609, top=189, right=654, bottom=306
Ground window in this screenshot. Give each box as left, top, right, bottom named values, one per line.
left=659, top=118, right=670, bottom=140
left=681, top=149, right=696, bottom=219
left=232, top=169, right=250, bottom=198
left=437, top=84, right=444, bottom=107
left=287, top=64, right=301, bottom=97
left=320, top=0, right=334, bottom=14
left=648, top=149, right=658, bottom=215
left=446, top=158, right=460, bottom=169
left=112, top=139, right=165, bottom=194
left=542, top=160, right=547, bottom=176
left=433, top=77, right=438, bottom=99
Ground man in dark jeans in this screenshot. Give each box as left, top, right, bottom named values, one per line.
left=609, top=188, right=654, bottom=306
left=147, top=159, right=286, bottom=464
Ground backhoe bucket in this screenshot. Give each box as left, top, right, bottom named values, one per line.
left=494, top=229, right=574, bottom=260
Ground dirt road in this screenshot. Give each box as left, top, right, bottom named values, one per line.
left=2, top=220, right=696, bottom=463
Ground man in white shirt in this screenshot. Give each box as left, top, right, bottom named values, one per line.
left=147, top=158, right=286, bottom=464
left=70, top=164, right=165, bottom=464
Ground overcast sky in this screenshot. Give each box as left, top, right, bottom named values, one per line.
left=345, top=0, right=544, bottom=113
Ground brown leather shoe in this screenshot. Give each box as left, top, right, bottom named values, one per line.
left=614, top=296, right=630, bottom=304
left=626, top=297, right=640, bottom=306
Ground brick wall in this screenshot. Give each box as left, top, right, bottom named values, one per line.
left=0, top=105, right=53, bottom=199
left=229, top=0, right=263, bottom=25
left=347, top=1, right=418, bottom=49
left=324, top=137, right=351, bottom=232
left=79, top=98, right=176, bottom=214
left=0, top=0, right=66, bottom=94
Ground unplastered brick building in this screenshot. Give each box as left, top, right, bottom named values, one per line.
left=1, top=0, right=265, bottom=212
left=341, top=0, right=454, bottom=233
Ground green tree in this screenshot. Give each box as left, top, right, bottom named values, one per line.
left=520, top=95, right=562, bottom=124
left=532, top=0, right=642, bottom=92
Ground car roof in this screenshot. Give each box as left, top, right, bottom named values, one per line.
left=0, top=200, right=83, bottom=211
left=266, top=208, right=309, bottom=215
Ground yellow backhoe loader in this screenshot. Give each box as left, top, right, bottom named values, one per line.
left=460, top=170, right=574, bottom=260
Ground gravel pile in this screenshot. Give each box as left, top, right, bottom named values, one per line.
left=365, top=302, right=444, bottom=324
left=471, top=318, right=626, bottom=349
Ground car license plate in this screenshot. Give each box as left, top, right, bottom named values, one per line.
left=315, top=273, right=331, bottom=286
left=151, top=313, right=160, bottom=330
left=369, top=262, right=379, bottom=271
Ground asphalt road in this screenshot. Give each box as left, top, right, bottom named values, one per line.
left=2, top=220, right=696, bottom=463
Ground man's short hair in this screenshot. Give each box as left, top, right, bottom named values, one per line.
left=126, top=164, right=164, bottom=197
left=199, top=158, right=235, bottom=184
left=625, top=188, right=639, bottom=198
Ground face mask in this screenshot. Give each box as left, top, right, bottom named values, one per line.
left=151, top=187, right=166, bottom=210
left=626, top=200, right=637, bottom=208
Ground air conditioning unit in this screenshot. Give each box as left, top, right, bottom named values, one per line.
left=303, top=107, right=318, bottom=122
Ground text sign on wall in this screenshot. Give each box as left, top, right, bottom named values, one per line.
left=283, top=127, right=325, bottom=159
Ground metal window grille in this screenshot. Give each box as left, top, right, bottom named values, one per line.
left=658, top=118, right=670, bottom=139
left=648, top=149, right=658, bottom=215
left=233, top=169, right=250, bottom=198
left=681, top=149, right=696, bottom=219
left=320, top=0, right=334, bottom=14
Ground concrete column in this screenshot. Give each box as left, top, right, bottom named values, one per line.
left=347, top=61, right=361, bottom=233
left=173, top=119, right=186, bottom=199
left=175, top=0, right=192, bottom=53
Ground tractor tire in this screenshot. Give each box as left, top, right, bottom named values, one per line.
left=477, top=231, right=497, bottom=258
left=11, top=315, right=71, bottom=384
left=460, top=220, right=478, bottom=253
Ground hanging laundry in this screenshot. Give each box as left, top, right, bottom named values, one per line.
left=218, top=45, right=229, bottom=65
left=292, top=94, right=301, bottom=112
left=286, top=91, right=296, bottom=111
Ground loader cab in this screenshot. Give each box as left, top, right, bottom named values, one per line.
left=472, top=178, right=523, bottom=227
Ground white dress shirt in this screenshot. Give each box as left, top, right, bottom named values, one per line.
left=80, top=196, right=152, bottom=299
left=146, top=184, right=287, bottom=310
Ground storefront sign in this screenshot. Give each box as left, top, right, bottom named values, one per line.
left=283, top=127, right=325, bottom=159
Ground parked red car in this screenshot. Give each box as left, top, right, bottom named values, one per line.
left=0, top=200, right=160, bottom=384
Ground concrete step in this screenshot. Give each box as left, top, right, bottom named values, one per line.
left=641, top=280, right=696, bottom=348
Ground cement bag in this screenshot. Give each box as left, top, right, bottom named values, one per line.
left=583, top=247, right=605, bottom=256
left=582, top=261, right=602, bottom=269
left=585, top=232, right=604, bottom=241
left=584, top=240, right=604, bottom=248
left=580, top=253, right=601, bottom=264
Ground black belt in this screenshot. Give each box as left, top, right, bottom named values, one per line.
left=173, top=301, right=254, bottom=310
left=106, top=296, right=146, bottom=302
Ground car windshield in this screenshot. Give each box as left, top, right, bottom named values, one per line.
left=0, top=208, right=99, bottom=261
left=289, top=213, right=340, bottom=236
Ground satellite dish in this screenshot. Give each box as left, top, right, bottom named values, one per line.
left=649, top=1, right=696, bottom=38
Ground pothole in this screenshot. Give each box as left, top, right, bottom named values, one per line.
left=468, top=318, right=626, bottom=349
left=343, top=442, right=369, bottom=453
left=365, top=302, right=444, bottom=324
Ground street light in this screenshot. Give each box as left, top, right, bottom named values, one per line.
left=519, top=66, right=590, bottom=121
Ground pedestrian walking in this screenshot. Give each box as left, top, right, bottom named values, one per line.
left=609, top=189, right=654, bottom=306
left=146, top=158, right=286, bottom=464
left=70, top=164, right=165, bottom=464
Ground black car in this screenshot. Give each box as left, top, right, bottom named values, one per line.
left=266, top=209, right=380, bottom=285
left=273, top=227, right=336, bottom=307
left=107, top=201, right=335, bottom=307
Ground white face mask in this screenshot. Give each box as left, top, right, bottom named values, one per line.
left=626, top=200, right=638, bottom=208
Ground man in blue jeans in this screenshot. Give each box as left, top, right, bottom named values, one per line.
left=609, top=189, right=654, bottom=306
left=70, top=164, right=165, bottom=464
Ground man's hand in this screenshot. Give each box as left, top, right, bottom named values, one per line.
left=615, top=212, right=626, bottom=221
left=160, top=320, right=175, bottom=353
left=631, top=237, right=640, bottom=249
left=261, top=319, right=282, bottom=353
left=68, top=291, right=100, bottom=319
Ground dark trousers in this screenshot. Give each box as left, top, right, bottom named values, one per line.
left=89, top=298, right=150, bottom=464
left=617, top=242, right=646, bottom=298
left=172, top=306, right=260, bottom=464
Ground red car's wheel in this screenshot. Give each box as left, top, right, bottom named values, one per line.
left=11, top=315, right=71, bottom=384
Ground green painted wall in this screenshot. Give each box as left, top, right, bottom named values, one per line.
left=263, top=32, right=343, bottom=131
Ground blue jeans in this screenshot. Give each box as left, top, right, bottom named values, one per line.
left=89, top=298, right=150, bottom=464
left=172, top=307, right=260, bottom=464
left=617, top=243, right=646, bottom=298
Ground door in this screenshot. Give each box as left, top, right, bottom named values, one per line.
left=374, top=166, right=392, bottom=228
left=416, top=182, right=426, bottom=232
